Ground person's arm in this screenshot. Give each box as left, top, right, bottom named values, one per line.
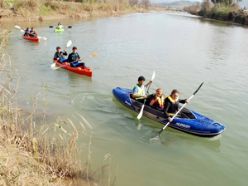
left=54, top=52, right=59, bottom=60
left=63, top=51, right=67, bottom=56
left=132, top=86, right=146, bottom=99
left=67, top=54, right=72, bottom=62
left=77, top=53, right=81, bottom=61
left=179, top=99, right=188, bottom=104
left=145, top=80, right=152, bottom=88
left=163, top=101, right=171, bottom=119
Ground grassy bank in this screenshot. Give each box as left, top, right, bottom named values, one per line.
left=0, top=30, right=99, bottom=185
left=0, top=0, right=148, bottom=22
left=185, top=2, right=248, bottom=26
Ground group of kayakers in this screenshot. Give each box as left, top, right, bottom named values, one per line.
left=132, top=76, right=188, bottom=121
left=54, top=46, right=85, bottom=68
left=23, top=27, right=37, bottom=38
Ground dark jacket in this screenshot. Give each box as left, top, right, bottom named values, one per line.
left=54, top=51, right=67, bottom=61
left=68, top=52, right=80, bottom=63
left=163, top=96, right=186, bottom=118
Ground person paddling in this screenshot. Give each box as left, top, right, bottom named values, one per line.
left=54, top=46, right=67, bottom=63
left=24, top=27, right=30, bottom=36
left=29, top=27, right=37, bottom=37
left=164, top=89, right=188, bottom=121
left=147, top=88, right=165, bottom=110
left=56, top=22, right=63, bottom=30
left=67, top=46, right=85, bottom=68
left=131, top=76, right=152, bottom=101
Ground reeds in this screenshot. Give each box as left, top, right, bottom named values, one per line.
left=0, top=30, right=98, bottom=185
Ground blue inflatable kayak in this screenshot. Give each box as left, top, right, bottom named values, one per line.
left=112, top=87, right=225, bottom=137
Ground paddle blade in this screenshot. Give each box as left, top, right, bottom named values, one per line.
left=68, top=26, right=72, bottom=29
left=38, top=36, right=47, bottom=41
left=14, top=25, right=21, bottom=30
left=137, top=104, right=145, bottom=120
left=66, top=40, right=72, bottom=48
left=151, top=71, right=156, bottom=81
left=91, top=51, right=97, bottom=58
left=49, top=26, right=54, bottom=28
left=193, top=82, right=204, bottom=95
left=51, top=63, right=57, bottom=70
left=149, top=135, right=160, bottom=143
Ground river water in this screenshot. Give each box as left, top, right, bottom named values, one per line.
left=6, top=12, right=248, bottom=186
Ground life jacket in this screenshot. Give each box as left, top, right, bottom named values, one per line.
left=165, top=96, right=179, bottom=116
left=167, top=96, right=178, bottom=104
left=133, top=84, right=145, bottom=97
left=150, top=95, right=165, bottom=108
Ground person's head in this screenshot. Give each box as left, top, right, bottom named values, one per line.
left=30, top=27, right=33, bottom=31
left=155, top=88, right=163, bottom=97
left=72, top=46, right=77, bottom=53
left=56, top=46, right=61, bottom=52
left=137, top=76, right=145, bottom=86
left=58, top=22, right=61, bottom=25
left=170, top=89, right=180, bottom=101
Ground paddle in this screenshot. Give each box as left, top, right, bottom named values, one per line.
left=137, top=71, right=156, bottom=120
left=49, top=25, right=72, bottom=28
left=51, top=40, right=72, bottom=70
left=14, top=25, right=47, bottom=41
left=150, top=82, right=204, bottom=141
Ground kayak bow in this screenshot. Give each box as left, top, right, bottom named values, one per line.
left=112, top=87, right=225, bottom=137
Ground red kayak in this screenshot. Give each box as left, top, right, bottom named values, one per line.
left=23, top=35, right=39, bottom=43
left=53, top=59, right=93, bottom=77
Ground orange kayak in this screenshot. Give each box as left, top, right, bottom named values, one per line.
left=23, top=35, right=39, bottom=42
left=53, top=59, right=93, bottom=77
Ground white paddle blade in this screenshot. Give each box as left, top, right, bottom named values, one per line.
left=14, top=25, right=21, bottom=30
left=51, top=63, right=58, bottom=70
left=38, top=36, right=47, bottom=41
left=151, top=71, right=156, bottom=81
left=66, top=40, right=72, bottom=48
left=137, top=104, right=145, bottom=120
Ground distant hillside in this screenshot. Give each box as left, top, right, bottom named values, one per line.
left=153, top=0, right=199, bottom=10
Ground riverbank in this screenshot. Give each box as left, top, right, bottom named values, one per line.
left=0, top=30, right=96, bottom=185
left=185, top=2, right=248, bottom=26
left=0, top=0, right=147, bottom=23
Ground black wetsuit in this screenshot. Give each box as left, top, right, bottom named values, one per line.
left=163, top=97, right=186, bottom=118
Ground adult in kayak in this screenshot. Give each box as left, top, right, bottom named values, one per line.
left=54, top=47, right=67, bottom=63
left=131, top=76, right=152, bottom=101
left=23, top=27, right=30, bottom=36
left=29, top=27, right=37, bottom=37
left=164, top=89, right=188, bottom=121
left=146, top=88, right=165, bottom=110
left=57, top=22, right=63, bottom=29
left=68, top=46, right=85, bottom=68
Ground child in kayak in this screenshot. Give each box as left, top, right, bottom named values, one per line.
left=68, top=47, right=85, bottom=68
left=164, top=89, right=188, bottom=121
left=131, top=76, right=152, bottom=101
left=29, top=27, right=37, bottom=37
left=54, top=47, right=68, bottom=63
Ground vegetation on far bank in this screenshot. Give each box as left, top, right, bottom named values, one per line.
left=0, top=0, right=151, bottom=21
left=185, top=0, right=248, bottom=25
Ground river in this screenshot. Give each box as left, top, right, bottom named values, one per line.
left=6, top=12, right=248, bottom=186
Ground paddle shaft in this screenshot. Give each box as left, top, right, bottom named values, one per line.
left=158, top=82, right=204, bottom=135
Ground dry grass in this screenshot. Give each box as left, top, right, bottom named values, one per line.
left=0, top=0, right=147, bottom=20
left=0, top=30, right=99, bottom=185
